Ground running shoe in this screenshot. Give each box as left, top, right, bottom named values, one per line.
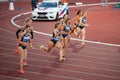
left=14, top=50, right=19, bottom=54
left=39, top=45, right=44, bottom=50
left=20, top=69, right=24, bottom=74
left=23, top=61, right=28, bottom=66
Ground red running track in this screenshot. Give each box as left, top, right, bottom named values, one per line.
left=0, top=1, right=120, bottom=80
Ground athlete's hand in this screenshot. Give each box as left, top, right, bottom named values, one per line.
left=85, top=24, right=89, bottom=27
left=30, top=45, right=33, bottom=49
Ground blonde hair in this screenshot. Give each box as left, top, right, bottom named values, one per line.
left=25, top=17, right=32, bottom=24
left=82, top=12, right=86, bottom=16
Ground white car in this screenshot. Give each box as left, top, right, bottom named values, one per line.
left=32, top=0, right=69, bottom=20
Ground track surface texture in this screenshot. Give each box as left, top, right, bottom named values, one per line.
left=0, top=0, right=120, bottom=80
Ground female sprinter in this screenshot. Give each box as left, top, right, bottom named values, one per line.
left=76, top=12, right=88, bottom=46
left=39, top=23, right=64, bottom=61
left=15, top=18, right=33, bottom=54
left=61, top=18, right=72, bottom=59
left=18, top=25, right=32, bottom=74
left=24, top=18, right=34, bottom=47
left=74, top=10, right=82, bottom=37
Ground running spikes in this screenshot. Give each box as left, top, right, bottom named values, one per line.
left=39, top=45, right=44, bottom=50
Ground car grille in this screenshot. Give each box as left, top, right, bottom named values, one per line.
left=37, top=12, right=48, bottom=19
left=37, top=16, right=48, bottom=18
left=37, top=12, right=47, bottom=15
left=37, top=16, right=48, bottom=20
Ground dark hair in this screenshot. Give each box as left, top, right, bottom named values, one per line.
left=63, top=14, right=67, bottom=19
left=65, top=18, right=71, bottom=24
left=25, top=25, right=30, bottom=29
left=76, top=9, right=81, bottom=16
left=58, top=1, right=64, bottom=5
left=54, top=22, right=60, bottom=29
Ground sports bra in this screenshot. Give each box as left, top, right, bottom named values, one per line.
left=22, top=34, right=31, bottom=42
left=63, top=24, right=70, bottom=32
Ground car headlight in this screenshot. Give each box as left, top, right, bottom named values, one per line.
left=48, top=12, right=54, bottom=14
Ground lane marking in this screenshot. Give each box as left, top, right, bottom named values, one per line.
left=0, top=10, right=30, bottom=18
left=10, top=2, right=120, bottom=47
left=0, top=56, right=120, bottom=79
left=0, top=67, right=83, bottom=80
left=0, top=39, right=120, bottom=61
left=1, top=51, right=120, bottom=69
left=1, top=49, right=120, bottom=70
left=0, top=75, right=28, bottom=80
left=0, top=27, right=119, bottom=52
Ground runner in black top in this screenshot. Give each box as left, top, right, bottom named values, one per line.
left=15, top=18, right=34, bottom=54
left=76, top=12, right=89, bottom=46
left=61, top=18, right=73, bottom=59
left=18, top=25, right=32, bottom=74
left=39, top=23, right=64, bottom=61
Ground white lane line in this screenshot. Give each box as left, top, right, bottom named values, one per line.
left=0, top=75, right=28, bottom=80
left=0, top=40, right=120, bottom=62
left=0, top=33, right=119, bottom=54
left=0, top=28, right=15, bottom=34
left=2, top=51, right=120, bottom=68
left=0, top=10, right=30, bottom=18
left=0, top=53, right=120, bottom=73
left=0, top=27, right=119, bottom=53
left=0, top=29, right=49, bottom=42
left=10, top=3, right=120, bottom=47
left=0, top=10, right=12, bottom=14
left=0, top=35, right=16, bottom=40
left=0, top=35, right=120, bottom=62
left=69, top=2, right=120, bottom=8
left=0, top=58, right=120, bottom=79
left=35, top=30, right=120, bottom=47
left=2, top=48, right=120, bottom=69
left=33, top=52, right=120, bottom=67
left=1, top=47, right=120, bottom=68
left=0, top=67, right=83, bottom=80
left=11, top=11, right=31, bottom=28
left=0, top=27, right=117, bottom=50
left=0, top=30, right=120, bottom=58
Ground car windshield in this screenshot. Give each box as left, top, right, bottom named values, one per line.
left=39, top=2, right=57, bottom=7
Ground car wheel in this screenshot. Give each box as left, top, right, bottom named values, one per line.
left=55, top=13, right=58, bottom=21
left=32, top=18, right=34, bottom=21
